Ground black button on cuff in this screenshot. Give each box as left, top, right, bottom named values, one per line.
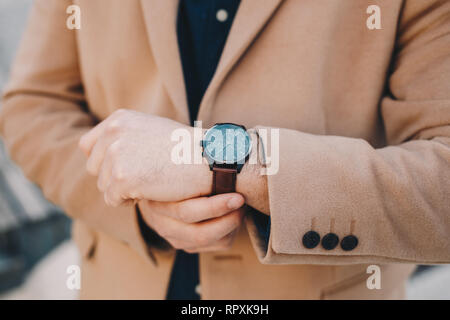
left=302, top=231, right=320, bottom=249
left=321, top=233, right=339, bottom=250
left=341, top=235, right=358, bottom=251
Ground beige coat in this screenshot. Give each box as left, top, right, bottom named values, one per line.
left=1, top=0, right=449, bottom=299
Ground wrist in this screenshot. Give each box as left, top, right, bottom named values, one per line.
left=236, top=130, right=269, bottom=214
left=189, top=126, right=213, bottom=196
left=191, top=124, right=269, bottom=213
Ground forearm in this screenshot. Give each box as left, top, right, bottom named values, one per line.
left=237, top=160, right=269, bottom=214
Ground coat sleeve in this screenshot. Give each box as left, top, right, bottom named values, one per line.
left=246, top=0, right=450, bottom=265
left=0, top=0, right=165, bottom=265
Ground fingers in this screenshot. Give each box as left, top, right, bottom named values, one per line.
left=78, top=109, right=126, bottom=157
left=103, top=164, right=132, bottom=207
left=85, top=135, right=112, bottom=175
left=193, top=208, right=244, bottom=244
left=97, top=143, right=115, bottom=192
left=140, top=200, right=245, bottom=250
left=184, top=229, right=239, bottom=253
left=147, top=193, right=245, bottom=223
left=183, top=228, right=239, bottom=253
left=149, top=208, right=243, bottom=245
left=94, top=140, right=129, bottom=206
left=79, top=119, right=110, bottom=157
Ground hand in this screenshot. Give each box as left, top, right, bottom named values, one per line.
left=139, top=193, right=246, bottom=253
left=78, top=109, right=211, bottom=206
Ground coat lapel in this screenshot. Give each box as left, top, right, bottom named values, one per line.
left=139, top=0, right=190, bottom=124
left=139, top=0, right=284, bottom=124
left=197, top=0, right=284, bottom=121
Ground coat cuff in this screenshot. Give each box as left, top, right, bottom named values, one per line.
left=246, top=126, right=450, bottom=265
left=245, top=126, right=375, bottom=265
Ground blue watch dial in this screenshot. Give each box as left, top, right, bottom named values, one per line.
left=203, top=124, right=251, bottom=164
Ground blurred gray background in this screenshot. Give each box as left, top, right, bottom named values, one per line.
left=0, top=0, right=74, bottom=299
left=0, top=0, right=449, bottom=300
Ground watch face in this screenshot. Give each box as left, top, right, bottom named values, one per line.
left=203, top=123, right=252, bottom=164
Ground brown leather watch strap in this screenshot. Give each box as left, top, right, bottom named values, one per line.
left=212, top=166, right=237, bottom=195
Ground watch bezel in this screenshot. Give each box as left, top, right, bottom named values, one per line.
left=201, top=123, right=252, bottom=172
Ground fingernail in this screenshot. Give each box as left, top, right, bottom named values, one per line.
left=227, top=196, right=243, bottom=210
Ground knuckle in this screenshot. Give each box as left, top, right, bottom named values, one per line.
left=111, top=163, right=126, bottom=181
left=113, top=108, right=128, bottom=118
left=108, top=140, right=121, bottom=155
left=106, top=120, right=122, bottom=134
left=128, top=189, right=139, bottom=199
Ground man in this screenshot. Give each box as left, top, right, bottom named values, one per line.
left=1, top=0, right=449, bottom=299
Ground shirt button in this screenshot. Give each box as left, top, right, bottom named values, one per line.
left=216, top=9, right=228, bottom=22
left=195, top=284, right=202, bottom=296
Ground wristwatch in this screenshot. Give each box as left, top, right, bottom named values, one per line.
left=201, top=123, right=252, bottom=195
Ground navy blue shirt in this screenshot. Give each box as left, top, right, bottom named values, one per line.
left=166, top=0, right=270, bottom=299
left=177, top=0, right=241, bottom=123
left=166, top=0, right=241, bottom=300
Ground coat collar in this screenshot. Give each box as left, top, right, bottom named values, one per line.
left=140, top=0, right=284, bottom=124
